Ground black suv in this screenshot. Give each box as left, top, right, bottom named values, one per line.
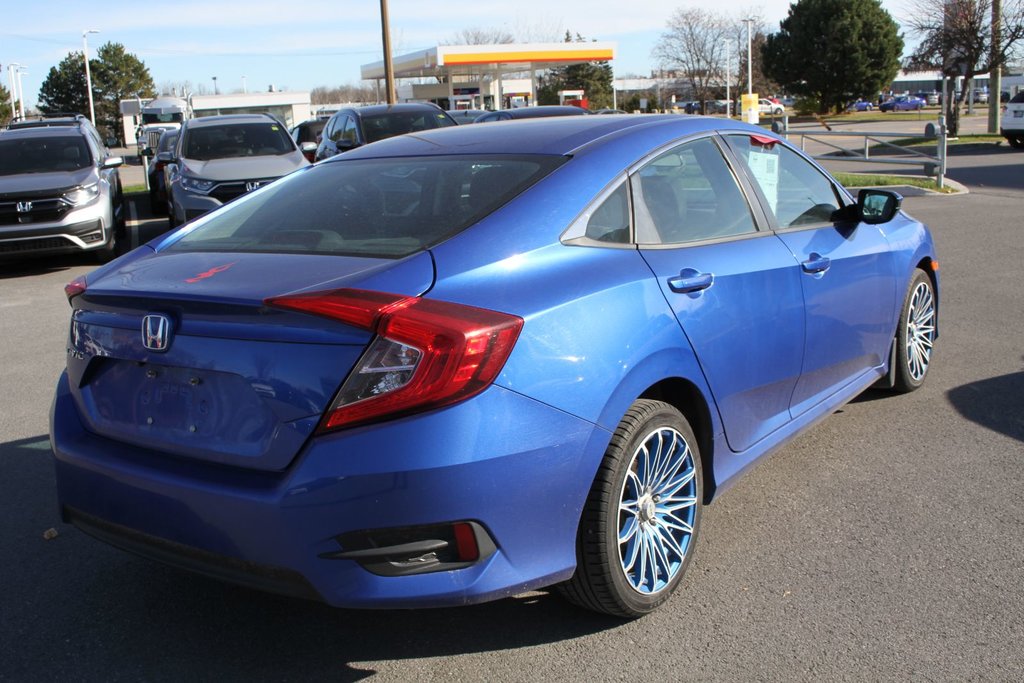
left=0, top=116, right=125, bottom=261
left=315, top=103, right=457, bottom=161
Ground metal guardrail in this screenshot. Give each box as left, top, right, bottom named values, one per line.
left=780, top=116, right=948, bottom=189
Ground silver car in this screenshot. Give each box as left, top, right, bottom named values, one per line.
left=166, top=114, right=312, bottom=227
left=0, top=121, right=124, bottom=261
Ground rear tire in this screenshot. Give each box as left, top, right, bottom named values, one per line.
left=1008, top=136, right=1024, bottom=149
left=893, top=269, right=936, bottom=392
left=559, top=400, right=702, bottom=618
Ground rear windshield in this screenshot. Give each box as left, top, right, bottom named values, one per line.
left=362, top=111, right=456, bottom=144
left=1011, top=92, right=1024, bottom=104
left=165, top=155, right=565, bottom=258
left=0, top=136, right=92, bottom=175
left=183, top=122, right=294, bottom=160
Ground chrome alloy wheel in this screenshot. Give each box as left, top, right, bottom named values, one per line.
left=905, top=280, right=936, bottom=382
left=617, top=427, right=698, bottom=595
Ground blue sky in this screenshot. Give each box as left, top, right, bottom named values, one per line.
left=4, top=0, right=912, bottom=106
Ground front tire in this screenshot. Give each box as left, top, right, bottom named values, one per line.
left=893, top=269, right=936, bottom=392
left=560, top=400, right=702, bottom=617
left=1008, top=136, right=1024, bottom=149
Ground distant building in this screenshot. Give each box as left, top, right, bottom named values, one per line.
left=119, top=91, right=312, bottom=145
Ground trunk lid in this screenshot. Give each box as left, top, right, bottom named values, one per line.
left=66, top=249, right=434, bottom=471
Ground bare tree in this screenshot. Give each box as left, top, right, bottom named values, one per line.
left=654, top=8, right=732, bottom=110
left=310, top=84, right=376, bottom=105
left=443, top=27, right=516, bottom=45
left=904, top=0, right=1024, bottom=134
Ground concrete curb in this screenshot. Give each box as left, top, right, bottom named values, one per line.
left=843, top=174, right=969, bottom=196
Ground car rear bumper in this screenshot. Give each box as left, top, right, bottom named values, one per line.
left=50, top=371, right=608, bottom=608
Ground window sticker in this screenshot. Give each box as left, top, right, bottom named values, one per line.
left=748, top=149, right=779, bottom=214
left=271, top=125, right=279, bottom=131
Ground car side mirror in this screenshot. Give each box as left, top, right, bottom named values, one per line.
left=300, top=142, right=318, bottom=153
left=102, top=156, right=124, bottom=169
left=155, top=151, right=173, bottom=163
left=142, top=147, right=155, bottom=158
left=857, top=189, right=902, bottom=224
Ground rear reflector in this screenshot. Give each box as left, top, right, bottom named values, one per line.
left=266, top=289, right=523, bottom=431
left=452, top=522, right=480, bottom=562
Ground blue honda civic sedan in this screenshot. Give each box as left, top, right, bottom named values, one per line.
left=51, top=115, right=938, bottom=617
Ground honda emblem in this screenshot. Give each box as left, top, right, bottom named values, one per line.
left=16, top=201, right=33, bottom=213
left=142, top=314, right=173, bottom=352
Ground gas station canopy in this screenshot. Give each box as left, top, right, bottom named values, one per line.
left=361, top=42, right=616, bottom=80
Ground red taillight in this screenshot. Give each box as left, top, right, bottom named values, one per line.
left=265, top=288, right=523, bottom=431
left=64, top=275, right=87, bottom=304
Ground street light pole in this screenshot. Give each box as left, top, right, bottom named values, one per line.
left=742, top=18, right=754, bottom=95
left=82, top=29, right=99, bottom=123
left=7, top=63, right=20, bottom=119
left=15, top=66, right=27, bottom=120
left=212, top=76, right=218, bottom=95
left=723, top=42, right=731, bottom=118
left=242, top=75, right=247, bottom=94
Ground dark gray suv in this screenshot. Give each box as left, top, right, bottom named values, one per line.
left=165, top=113, right=312, bottom=227
left=0, top=118, right=124, bottom=261
left=315, top=104, right=456, bottom=161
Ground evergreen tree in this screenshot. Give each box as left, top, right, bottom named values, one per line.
left=36, top=43, right=156, bottom=142
left=0, top=83, right=13, bottom=124
left=537, top=32, right=614, bottom=109
left=762, top=0, right=903, bottom=113
left=37, top=52, right=90, bottom=116
left=92, top=42, right=156, bottom=143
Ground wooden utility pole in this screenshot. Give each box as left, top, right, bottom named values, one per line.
left=988, top=0, right=1002, bottom=133
left=380, top=0, right=396, bottom=104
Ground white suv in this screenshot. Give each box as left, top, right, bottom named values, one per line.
left=1002, top=91, right=1024, bottom=149
left=0, top=119, right=124, bottom=261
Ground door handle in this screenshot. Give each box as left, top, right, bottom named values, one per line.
left=801, top=253, right=831, bottom=274
left=668, top=269, right=714, bottom=294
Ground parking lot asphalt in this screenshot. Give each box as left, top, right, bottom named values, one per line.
left=1, top=138, right=1022, bottom=681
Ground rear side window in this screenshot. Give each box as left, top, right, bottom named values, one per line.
left=362, top=111, right=456, bottom=143
left=183, top=123, right=295, bottom=160
left=632, top=137, right=758, bottom=244
left=1010, top=92, right=1024, bottom=104
left=165, top=155, right=565, bottom=258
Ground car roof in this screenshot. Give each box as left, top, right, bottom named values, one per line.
left=185, top=114, right=281, bottom=128
left=345, top=103, right=444, bottom=118
left=0, top=125, right=90, bottom=140
left=332, top=114, right=771, bottom=162
left=484, top=106, right=588, bottom=120
left=7, top=115, right=89, bottom=130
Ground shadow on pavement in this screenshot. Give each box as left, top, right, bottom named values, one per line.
left=0, top=255, right=91, bottom=280
left=0, top=435, right=622, bottom=681
left=946, top=371, right=1024, bottom=443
